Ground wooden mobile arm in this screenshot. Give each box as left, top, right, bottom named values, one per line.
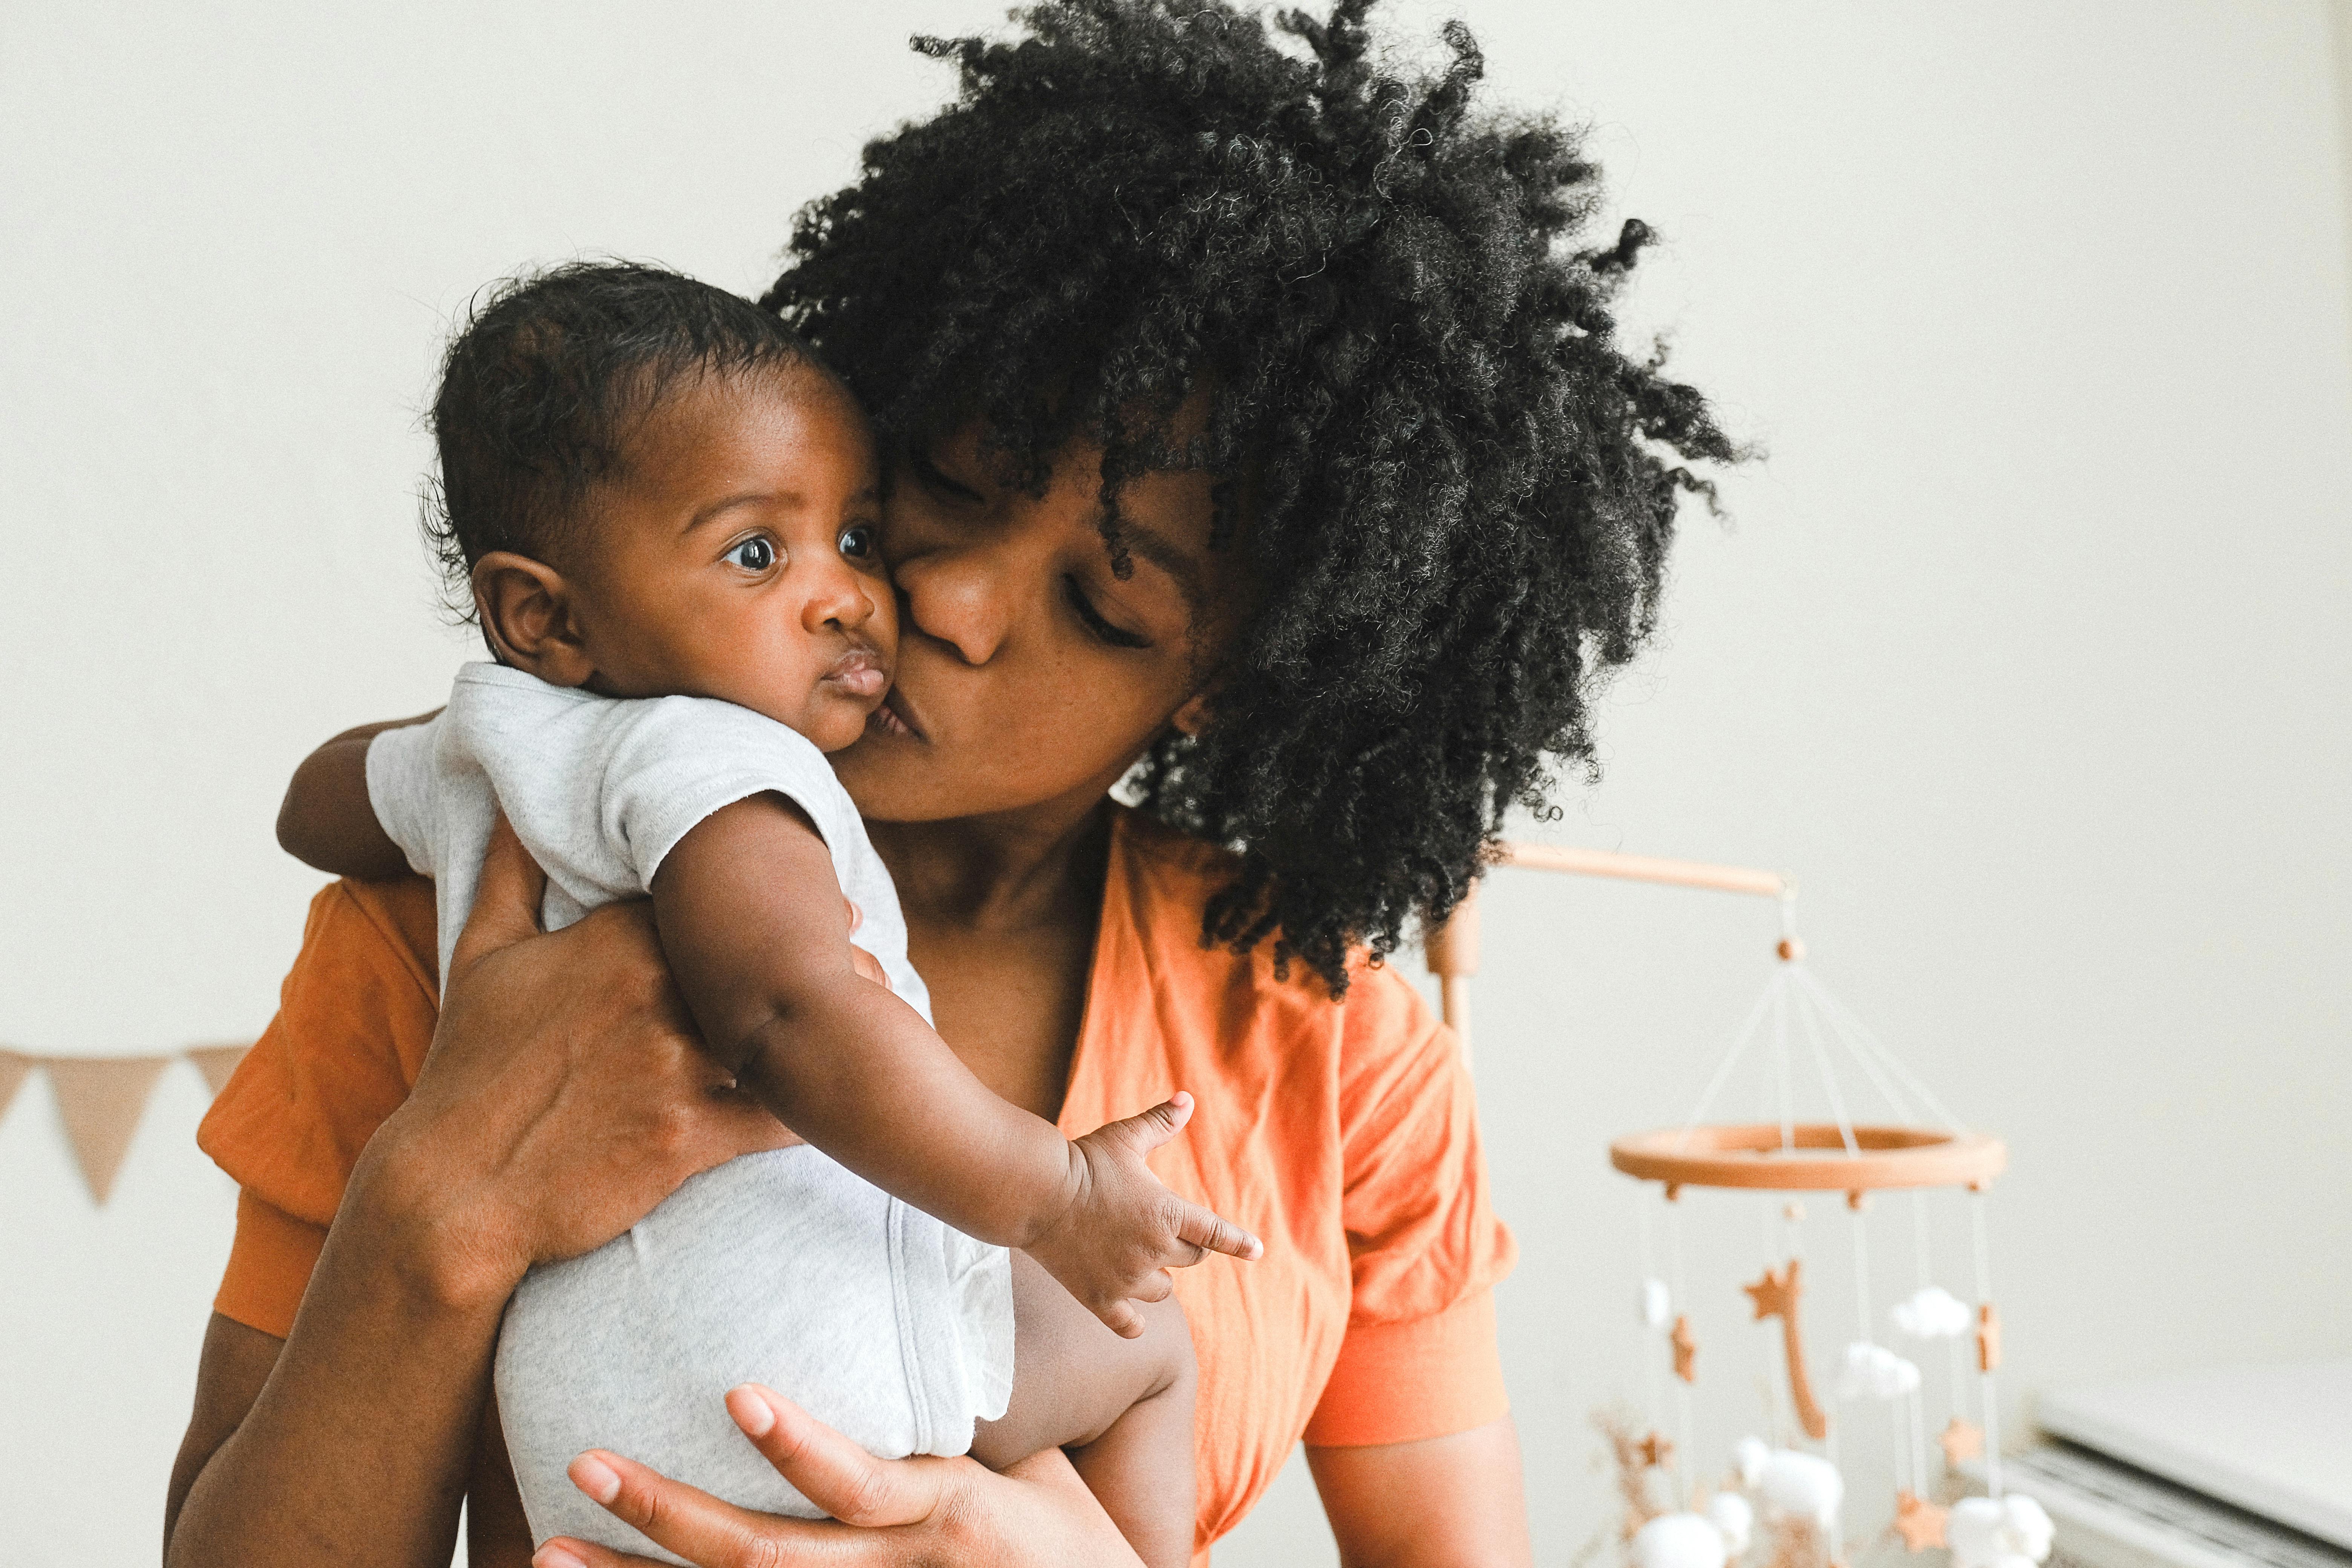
left=1424, top=842, right=1790, bottom=1060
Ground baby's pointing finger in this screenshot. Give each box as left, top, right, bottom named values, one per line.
left=1177, top=1204, right=1263, bottom=1262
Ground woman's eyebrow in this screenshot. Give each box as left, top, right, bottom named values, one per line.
left=1116, top=521, right=1207, bottom=613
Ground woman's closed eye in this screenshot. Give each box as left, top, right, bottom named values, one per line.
left=1063, top=575, right=1151, bottom=650
left=909, top=447, right=983, bottom=504
left=724, top=535, right=779, bottom=573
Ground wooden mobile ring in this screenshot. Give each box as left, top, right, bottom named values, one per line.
left=1609, top=1123, right=2006, bottom=1194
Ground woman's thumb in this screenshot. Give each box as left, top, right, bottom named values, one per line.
left=447, top=810, right=547, bottom=983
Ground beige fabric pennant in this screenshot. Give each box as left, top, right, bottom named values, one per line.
left=184, top=1043, right=253, bottom=1098
left=0, top=1050, right=31, bottom=1124
left=44, top=1056, right=172, bottom=1205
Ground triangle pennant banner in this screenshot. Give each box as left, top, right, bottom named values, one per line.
left=45, top=1056, right=172, bottom=1204
left=184, top=1044, right=251, bottom=1098
left=0, top=1050, right=30, bottom=1124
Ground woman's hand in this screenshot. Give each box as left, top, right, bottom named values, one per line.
left=355, top=814, right=796, bottom=1309
left=531, top=1386, right=1144, bottom=1568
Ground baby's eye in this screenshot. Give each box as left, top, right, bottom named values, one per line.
left=838, top=524, right=877, bottom=561
left=725, top=536, right=777, bottom=572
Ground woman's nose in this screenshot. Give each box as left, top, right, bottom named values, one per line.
left=892, top=541, right=1013, bottom=666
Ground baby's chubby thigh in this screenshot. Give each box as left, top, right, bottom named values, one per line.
left=494, top=1145, right=947, bottom=1559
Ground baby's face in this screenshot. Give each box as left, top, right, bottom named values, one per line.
left=567, top=364, right=896, bottom=752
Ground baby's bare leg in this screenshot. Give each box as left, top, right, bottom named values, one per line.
left=971, top=1252, right=1197, bottom=1568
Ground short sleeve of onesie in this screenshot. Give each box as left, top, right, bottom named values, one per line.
left=363, top=663, right=927, bottom=1022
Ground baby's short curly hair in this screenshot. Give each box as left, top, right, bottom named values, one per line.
left=426, top=261, right=816, bottom=613
left=768, top=0, right=1738, bottom=991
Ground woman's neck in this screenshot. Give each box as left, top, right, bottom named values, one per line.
left=869, top=793, right=1115, bottom=937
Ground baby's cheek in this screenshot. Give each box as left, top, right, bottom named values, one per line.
left=809, top=694, right=884, bottom=756
left=866, top=572, right=902, bottom=657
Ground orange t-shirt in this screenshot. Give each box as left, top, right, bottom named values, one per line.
left=200, top=807, right=1516, bottom=1562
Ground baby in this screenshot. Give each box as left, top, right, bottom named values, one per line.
left=276, top=263, right=1253, bottom=1566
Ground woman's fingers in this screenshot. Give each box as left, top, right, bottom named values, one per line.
left=542, top=1417, right=1144, bottom=1568
left=724, top=1385, right=953, bottom=1528
left=447, top=810, right=547, bottom=983
left=559, top=1449, right=828, bottom=1568
left=531, top=1537, right=668, bottom=1568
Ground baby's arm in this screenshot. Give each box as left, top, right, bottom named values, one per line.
left=275, top=712, right=439, bottom=880
left=651, top=793, right=1259, bottom=1335
left=970, top=1253, right=1196, bottom=1568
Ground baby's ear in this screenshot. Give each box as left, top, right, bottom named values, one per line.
left=473, top=552, right=593, bottom=686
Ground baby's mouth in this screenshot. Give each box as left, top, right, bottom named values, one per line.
left=823, top=646, right=889, bottom=700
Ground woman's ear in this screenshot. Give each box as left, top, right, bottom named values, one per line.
left=472, top=552, right=595, bottom=686
left=1170, top=691, right=1214, bottom=738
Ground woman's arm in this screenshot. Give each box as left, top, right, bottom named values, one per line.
left=1306, top=1418, right=1533, bottom=1568
left=164, top=1195, right=508, bottom=1566
left=165, top=822, right=791, bottom=1568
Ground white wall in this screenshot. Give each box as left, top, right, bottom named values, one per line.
left=3, top=5, right=2346, bottom=1564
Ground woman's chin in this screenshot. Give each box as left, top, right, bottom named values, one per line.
left=831, top=730, right=934, bottom=812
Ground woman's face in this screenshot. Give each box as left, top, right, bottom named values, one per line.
left=831, top=416, right=1243, bottom=825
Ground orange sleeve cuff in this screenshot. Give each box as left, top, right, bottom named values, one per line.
left=1301, top=1289, right=1510, bottom=1449
left=213, top=1188, right=328, bottom=1341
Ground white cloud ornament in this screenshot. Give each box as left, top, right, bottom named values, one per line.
left=1891, top=1285, right=1972, bottom=1340
left=1706, top=1491, right=1753, bottom=1555
left=1836, top=1340, right=1922, bottom=1401
left=1947, top=1494, right=2055, bottom=1568
left=1642, top=1277, right=1673, bottom=1331
left=1632, top=1512, right=1729, bottom=1568
left=1734, top=1436, right=1844, bottom=1528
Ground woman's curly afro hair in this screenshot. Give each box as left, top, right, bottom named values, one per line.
left=766, top=0, right=1736, bottom=993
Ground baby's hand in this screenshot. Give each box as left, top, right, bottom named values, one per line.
left=1027, top=1092, right=1262, bottom=1337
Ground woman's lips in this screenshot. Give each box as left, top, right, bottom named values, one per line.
left=823, top=647, right=888, bottom=700
left=868, top=687, right=925, bottom=740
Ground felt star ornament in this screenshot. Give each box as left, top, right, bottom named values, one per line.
left=1977, top=1303, right=2003, bottom=1372
left=1743, top=1263, right=1800, bottom=1319
left=1940, top=1417, right=1985, bottom=1466
left=1894, top=1491, right=1949, bottom=1551
left=1744, top=1260, right=1827, bottom=1439
left=1671, top=1314, right=1699, bottom=1383
left=1638, top=1430, right=1674, bottom=1469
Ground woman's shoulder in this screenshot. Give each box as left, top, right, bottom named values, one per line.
left=1106, top=805, right=1438, bottom=1043
left=196, top=874, right=439, bottom=1226
left=1105, top=804, right=1240, bottom=905
left=328, top=873, right=440, bottom=984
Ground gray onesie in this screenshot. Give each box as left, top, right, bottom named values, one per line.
left=368, top=662, right=1014, bottom=1563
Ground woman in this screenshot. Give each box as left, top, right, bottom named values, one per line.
left=163, top=3, right=1731, bottom=1564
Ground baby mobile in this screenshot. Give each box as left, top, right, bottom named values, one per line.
left=1432, top=844, right=2055, bottom=1568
